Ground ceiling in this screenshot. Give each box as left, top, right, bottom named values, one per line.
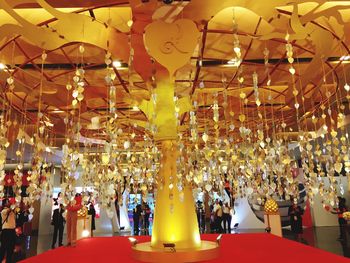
left=1, top=0, right=350, bottom=158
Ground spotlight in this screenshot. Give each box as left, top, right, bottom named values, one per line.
left=340, top=55, right=350, bottom=61
left=0, top=63, right=7, bottom=70
left=265, top=227, right=271, bottom=233
left=216, top=234, right=222, bottom=246
left=82, top=230, right=90, bottom=237
left=128, top=237, right=138, bottom=247
left=163, top=0, right=173, bottom=4
left=112, top=60, right=122, bottom=68
left=226, top=58, right=242, bottom=67
left=163, top=243, right=176, bottom=252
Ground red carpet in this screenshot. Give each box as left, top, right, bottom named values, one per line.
left=21, top=234, right=350, bottom=263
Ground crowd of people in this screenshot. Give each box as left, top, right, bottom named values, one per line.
left=133, top=202, right=152, bottom=235
left=47, top=193, right=350, bottom=246
left=195, top=199, right=234, bottom=234
left=210, top=199, right=234, bottom=233
left=50, top=193, right=97, bottom=249
left=1, top=191, right=350, bottom=262
left=49, top=193, right=84, bottom=249
left=287, top=196, right=349, bottom=243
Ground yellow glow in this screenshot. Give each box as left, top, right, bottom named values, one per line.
left=51, top=109, right=65, bottom=113
left=226, top=58, right=241, bottom=67
left=82, top=230, right=90, bottom=237
left=151, top=141, right=201, bottom=249
left=101, top=153, right=110, bottom=164
left=0, top=63, right=7, bottom=70
left=112, top=60, right=122, bottom=68
left=194, top=231, right=201, bottom=245
left=127, top=20, right=133, bottom=27
left=330, top=60, right=350, bottom=64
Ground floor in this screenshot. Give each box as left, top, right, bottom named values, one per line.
left=15, top=226, right=350, bottom=262
left=20, top=233, right=350, bottom=263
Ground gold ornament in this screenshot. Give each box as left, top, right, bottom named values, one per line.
left=343, top=212, right=350, bottom=221
left=264, top=199, right=279, bottom=214
left=77, top=206, right=88, bottom=218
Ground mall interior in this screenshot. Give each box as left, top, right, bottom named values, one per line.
left=1, top=0, right=350, bottom=262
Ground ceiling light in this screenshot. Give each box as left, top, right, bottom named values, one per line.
left=344, top=83, right=350, bottom=92
left=340, top=55, right=350, bottom=61
left=226, top=58, right=241, bottom=67
left=132, top=105, right=139, bottom=111
left=51, top=109, right=65, bottom=113
left=0, top=63, right=7, bottom=70
left=234, top=47, right=241, bottom=54
left=112, top=60, right=122, bottom=68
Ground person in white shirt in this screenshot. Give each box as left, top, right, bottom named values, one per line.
left=0, top=199, right=17, bottom=263
left=213, top=199, right=223, bottom=233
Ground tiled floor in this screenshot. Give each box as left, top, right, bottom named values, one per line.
left=15, top=226, right=350, bottom=261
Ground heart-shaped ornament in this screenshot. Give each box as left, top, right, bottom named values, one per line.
left=144, top=19, right=200, bottom=76
left=205, top=184, right=212, bottom=192
left=335, top=162, right=343, bottom=173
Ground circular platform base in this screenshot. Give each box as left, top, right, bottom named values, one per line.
left=131, top=241, right=220, bottom=262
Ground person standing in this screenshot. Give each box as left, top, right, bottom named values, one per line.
left=66, top=194, right=82, bottom=247
left=288, top=199, right=304, bottom=241
left=196, top=201, right=203, bottom=232
left=332, top=197, right=348, bottom=241
left=51, top=203, right=65, bottom=249
left=114, top=193, right=120, bottom=225
left=88, top=202, right=96, bottom=237
left=213, top=200, right=223, bottom=233
left=222, top=202, right=232, bottom=233
left=0, top=200, right=16, bottom=263
left=133, top=203, right=142, bottom=235
left=144, top=204, right=151, bottom=233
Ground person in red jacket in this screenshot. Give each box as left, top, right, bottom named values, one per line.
left=66, top=193, right=82, bottom=247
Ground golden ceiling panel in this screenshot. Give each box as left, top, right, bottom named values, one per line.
left=0, top=0, right=349, bottom=143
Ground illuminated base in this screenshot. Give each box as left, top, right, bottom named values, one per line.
left=131, top=241, right=220, bottom=262
left=264, top=213, right=282, bottom=237
left=77, top=216, right=91, bottom=240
